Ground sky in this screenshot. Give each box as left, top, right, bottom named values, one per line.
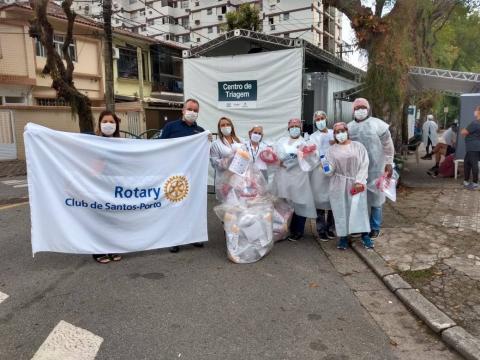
left=341, top=14, right=368, bottom=70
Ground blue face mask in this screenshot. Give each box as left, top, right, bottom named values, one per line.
left=289, top=127, right=301, bottom=138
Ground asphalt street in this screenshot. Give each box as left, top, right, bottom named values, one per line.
left=0, top=184, right=400, bottom=360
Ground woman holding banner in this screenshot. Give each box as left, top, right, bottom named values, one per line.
left=92, top=110, right=123, bottom=264
left=271, top=118, right=316, bottom=241
left=210, top=117, right=244, bottom=199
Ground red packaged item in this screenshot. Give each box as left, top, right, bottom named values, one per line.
left=259, top=148, right=279, bottom=164
left=350, top=184, right=365, bottom=195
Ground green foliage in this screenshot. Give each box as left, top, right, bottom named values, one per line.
left=225, top=4, right=261, bottom=31
left=433, top=6, right=480, bottom=72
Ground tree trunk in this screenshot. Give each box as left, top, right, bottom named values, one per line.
left=103, top=0, right=115, bottom=112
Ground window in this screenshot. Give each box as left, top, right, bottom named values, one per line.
left=269, top=17, right=274, bottom=24
left=283, top=12, right=289, bottom=21
left=181, top=17, right=189, bottom=26
left=4, top=96, right=25, bottom=104
left=180, top=1, right=189, bottom=8
left=129, top=0, right=136, bottom=4
left=118, top=47, right=138, bottom=79
left=207, top=8, right=212, bottom=15
left=141, top=25, right=146, bottom=31
left=195, top=1, right=199, bottom=6
left=208, top=26, right=213, bottom=33
left=147, top=19, right=154, bottom=25
left=196, top=38, right=200, bottom=42
left=183, top=34, right=190, bottom=42
left=36, top=36, right=77, bottom=62
left=195, top=19, right=200, bottom=25
left=221, top=5, right=226, bottom=13
left=140, top=10, right=145, bottom=16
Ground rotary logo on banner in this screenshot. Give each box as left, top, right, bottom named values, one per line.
left=24, top=123, right=209, bottom=255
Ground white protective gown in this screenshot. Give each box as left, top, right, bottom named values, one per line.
left=244, top=140, right=269, bottom=180
left=308, top=129, right=334, bottom=209
left=271, top=136, right=317, bottom=218
left=210, top=137, right=244, bottom=199
left=422, top=120, right=439, bottom=147
left=348, top=117, right=395, bottom=208
left=326, top=141, right=370, bottom=237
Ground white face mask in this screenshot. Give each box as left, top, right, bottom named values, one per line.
left=289, top=127, right=301, bottom=138
left=315, top=120, right=327, bottom=131
left=184, top=110, right=198, bottom=123
left=221, top=126, right=232, bottom=136
left=250, top=133, right=262, bottom=143
left=101, top=122, right=116, bottom=136
left=335, top=132, right=348, bottom=143
left=354, top=109, right=369, bottom=121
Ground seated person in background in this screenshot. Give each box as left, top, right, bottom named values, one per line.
left=428, top=154, right=456, bottom=178
left=428, top=122, right=457, bottom=173
left=407, top=121, right=423, bottom=151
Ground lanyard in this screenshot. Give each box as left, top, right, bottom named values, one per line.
left=250, top=142, right=260, bottom=162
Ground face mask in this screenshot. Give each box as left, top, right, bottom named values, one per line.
left=289, top=127, right=301, bottom=138
left=221, top=126, right=232, bottom=136
left=315, top=120, right=327, bottom=131
left=250, top=133, right=262, bottom=143
left=336, top=132, right=348, bottom=143
left=101, top=123, right=116, bottom=136
left=184, top=110, right=198, bottom=123
left=354, top=109, right=369, bottom=121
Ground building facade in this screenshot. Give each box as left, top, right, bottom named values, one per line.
left=75, top=0, right=342, bottom=56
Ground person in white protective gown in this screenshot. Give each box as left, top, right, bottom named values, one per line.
left=271, top=118, right=316, bottom=241
left=210, top=117, right=244, bottom=200
left=347, top=98, right=395, bottom=239
left=325, top=122, right=373, bottom=250
left=308, top=110, right=336, bottom=241
left=421, top=114, right=439, bottom=160
left=244, top=125, right=270, bottom=181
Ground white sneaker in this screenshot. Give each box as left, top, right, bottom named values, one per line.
left=472, top=183, right=480, bottom=190
left=463, top=181, right=470, bottom=187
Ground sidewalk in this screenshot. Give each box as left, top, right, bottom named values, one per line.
left=379, top=149, right=480, bottom=337
left=0, top=160, right=26, bottom=178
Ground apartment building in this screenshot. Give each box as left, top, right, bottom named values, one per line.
left=75, top=0, right=342, bottom=56
left=262, top=0, right=342, bottom=55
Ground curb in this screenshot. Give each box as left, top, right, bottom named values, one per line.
left=349, top=241, right=480, bottom=360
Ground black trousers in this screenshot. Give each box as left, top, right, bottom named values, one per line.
left=290, top=213, right=307, bottom=236
left=464, top=151, right=480, bottom=183
left=426, top=138, right=433, bottom=155
left=316, top=209, right=334, bottom=234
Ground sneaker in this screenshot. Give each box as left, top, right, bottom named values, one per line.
left=169, top=246, right=180, bottom=253
left=369, top=230, right=381, bottom=239
left=471, top=183, right=480, bottom=191
left=429, top=165, right=439, bottom=171
left=326, top=230, right=336, bottom=239
left=288, top=233, right=303, bottom=242
left=361, top=234, right=375, bottom=249
left=337, top=237, right=349, bottom=250
left=318, top=232, right=329, bottom=242
left=193, top=242, right=204, bottom=248
left=464, top=181, right=472, bottom=189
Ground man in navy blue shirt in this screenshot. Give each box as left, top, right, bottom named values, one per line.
left=161, top=98, right=209, bottom=253
left=160, top=98, right=204, bottom=139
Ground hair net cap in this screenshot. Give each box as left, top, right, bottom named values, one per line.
left=313, top=110, right=327, bottom=119
left=288, top=118, right=302, bottom=128
left=352, top=98, right=370, bottom=111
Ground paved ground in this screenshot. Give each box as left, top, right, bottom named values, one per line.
left=0, top=181, right=463, bottom=359
left=378, top=149, right=480, bottom=337
left=0, top=160, right=26, bottom=178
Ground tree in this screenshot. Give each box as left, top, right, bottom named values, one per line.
left=322, top=0, right=477, bottom=147
left=225, top=3, right=261, bottom=31
left=29, top=0, right=94, bottom=133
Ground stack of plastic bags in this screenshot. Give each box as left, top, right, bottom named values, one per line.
left=214, top=148, right=293, bottom=264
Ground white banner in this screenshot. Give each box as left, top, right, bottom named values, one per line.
left=24, top=123, right=209, bottom=255
left=184, top=48, right=303, bottom=142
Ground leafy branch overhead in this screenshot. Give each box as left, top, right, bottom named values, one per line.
left=28, top=0, right=94, bottom=132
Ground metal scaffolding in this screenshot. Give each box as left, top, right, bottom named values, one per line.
left=184, top=29, right=363, bottom=79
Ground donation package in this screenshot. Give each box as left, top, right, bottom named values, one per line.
left=24, top=123, right=210, bottom=255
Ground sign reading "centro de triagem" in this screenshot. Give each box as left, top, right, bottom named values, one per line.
left=218, top=80, right=257, bottom=109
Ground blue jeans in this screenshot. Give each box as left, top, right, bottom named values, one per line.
left=370, top=206, right=382, bottom=231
